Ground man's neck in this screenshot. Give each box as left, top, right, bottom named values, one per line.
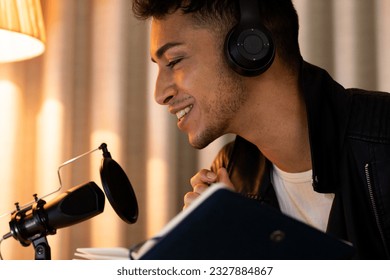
left=234, top=62, right=312, bottom=173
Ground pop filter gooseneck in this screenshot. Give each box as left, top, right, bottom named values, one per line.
left=99, top=143, right=138, bottom=224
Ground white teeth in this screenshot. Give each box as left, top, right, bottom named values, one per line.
left=176, top=105, right=193, bottom=120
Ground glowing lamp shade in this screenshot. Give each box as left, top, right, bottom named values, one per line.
left=0, top=0, right=46, bottom=63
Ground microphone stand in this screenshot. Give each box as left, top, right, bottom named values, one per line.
left=30, top=198, right=53, bottom=260
left=33, top=236, right=51, bottom=260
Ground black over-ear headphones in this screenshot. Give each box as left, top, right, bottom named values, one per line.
left=224, top=0, right=275, bottom=77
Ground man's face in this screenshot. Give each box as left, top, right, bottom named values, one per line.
left=150, top=11, right=247, bottom=149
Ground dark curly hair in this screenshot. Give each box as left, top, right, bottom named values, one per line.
left=132, top=0, right=301, bottom=71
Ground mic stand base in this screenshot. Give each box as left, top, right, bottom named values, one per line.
left=33, top=236, right=51, bottom=260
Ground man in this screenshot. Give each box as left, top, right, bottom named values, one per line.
left=132, top=0, right=390, bottom=259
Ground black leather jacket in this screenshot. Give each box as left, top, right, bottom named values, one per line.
left=210, top=61, right=390, bottom=259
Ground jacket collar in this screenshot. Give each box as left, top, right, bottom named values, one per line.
left=300, top=60, right=351, bottom=192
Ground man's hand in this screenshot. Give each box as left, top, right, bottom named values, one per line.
left=183, top=167, right=234, bottom=209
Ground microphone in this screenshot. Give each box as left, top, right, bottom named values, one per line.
left=3, top=181, right=105, bottom=247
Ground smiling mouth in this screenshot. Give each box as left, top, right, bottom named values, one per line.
left=176, top=105, right=193, bottom=121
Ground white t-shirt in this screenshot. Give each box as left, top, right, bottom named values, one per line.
left=271, top=164, right=334, bottom=232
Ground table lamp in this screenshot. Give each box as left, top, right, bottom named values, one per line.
left=0, top=0, right=46, bottom=63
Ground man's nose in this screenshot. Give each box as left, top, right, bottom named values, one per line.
left=154, top=70, right=176, bottom=105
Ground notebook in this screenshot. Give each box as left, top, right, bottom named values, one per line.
left=136, top=184, right=355, bottom=260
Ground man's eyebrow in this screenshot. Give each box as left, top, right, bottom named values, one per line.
left=151, top=42, right=183, bottom=62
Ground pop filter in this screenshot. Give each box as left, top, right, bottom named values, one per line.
left=99, top=143, right=138, bottom=224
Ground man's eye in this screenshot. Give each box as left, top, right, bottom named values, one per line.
left=166, top=58, right=183, bottom=69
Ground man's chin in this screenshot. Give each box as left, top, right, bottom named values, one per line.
left=188, top=134, right=215, bottom=150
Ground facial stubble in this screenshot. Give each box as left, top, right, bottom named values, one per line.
left=189, top=62, right=247, bottom=149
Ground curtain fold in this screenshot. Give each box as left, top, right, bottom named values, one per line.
left=0, top=0, right=388, bottom=259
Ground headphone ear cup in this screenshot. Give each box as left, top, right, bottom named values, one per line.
left=225, top=24, right=275, bottom=77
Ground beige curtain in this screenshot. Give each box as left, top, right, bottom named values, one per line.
left=0, top=0, right=389, bottom=260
